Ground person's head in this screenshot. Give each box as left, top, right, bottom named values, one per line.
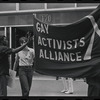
left=0, top=35, right=8, bottom=46
left=19, top=37, right=27, bottom=46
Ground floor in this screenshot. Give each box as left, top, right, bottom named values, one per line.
left=7, top=74, right=88, bottom=96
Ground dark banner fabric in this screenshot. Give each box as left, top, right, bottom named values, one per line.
left=33, top=5, right=100, bottom=78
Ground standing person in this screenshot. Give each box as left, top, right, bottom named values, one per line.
left=61, top=77, right=73, bottom=94
left=14, top=37, right=35, bottom=96
left=0, top=33, right=31, bottom=96
left=86, top=77, right=100, bottom=96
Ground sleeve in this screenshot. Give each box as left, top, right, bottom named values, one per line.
left=15, top=53, right=18, bottom=59
left=32, top=49, right=35, bottom=59
left=13, top=53, right=19, bottom=70
left=4, top=47, right=13, bottom=55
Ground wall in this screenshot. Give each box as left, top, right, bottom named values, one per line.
left=0, top=3, right=99, bottom=26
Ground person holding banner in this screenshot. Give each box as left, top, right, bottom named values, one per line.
left=86, top=77, right=100, bottom=96
left=61, top=77, right=73, bottom=94
left=0, top=33, right=31, bottom=96
left=14, top=37, right=35, bottom=96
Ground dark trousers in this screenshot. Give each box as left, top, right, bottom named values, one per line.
left=86, top=77, right=100, bottom=96
left=18, top=66, right=33, bottom=96
left=0, top=75, right=7, bottom=96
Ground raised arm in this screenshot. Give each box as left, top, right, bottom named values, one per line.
left=11, top=32, right=31, bottom=54
left=12, top=40, right=29, bottom=53
left=7, top=33, right=31, bottom=54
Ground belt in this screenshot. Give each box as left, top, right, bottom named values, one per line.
left=19, top=66, right=33, bottom=68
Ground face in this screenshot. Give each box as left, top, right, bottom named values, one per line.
left=20, top=40, right=27, bottom=49
left=21, top=41, right=26, bottom=45
left=3, top=37, right=8, bottom=46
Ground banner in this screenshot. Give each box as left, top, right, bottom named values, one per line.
left=33, top=5, right=100, bottom=78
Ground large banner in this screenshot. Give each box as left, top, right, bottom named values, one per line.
left=33, top=5, right=100, bottom=78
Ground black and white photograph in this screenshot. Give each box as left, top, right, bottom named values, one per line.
left=0, top=3, right=100, bottom=97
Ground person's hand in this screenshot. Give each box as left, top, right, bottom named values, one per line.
left=26, top=31, right=32, bottom=43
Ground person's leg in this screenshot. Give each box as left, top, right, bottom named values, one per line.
left=56, top=77, right=59, bottom=80
left=19, top=68, right=30, bottom=96
left=87, top=84, right=99, bottom=96
left=27, top=68, right=33, bottom=93
left=68, top=78, right=74, bottom=93
left=64, top=78, right=73, bottom=94
left=61, top=77, right=68, bottom=93
left=0, top=75, right=7, bottom=96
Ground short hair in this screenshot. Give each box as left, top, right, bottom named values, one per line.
left=19, top=37, right=27, bottom=44
left=0, top=35, right=6, bottom=45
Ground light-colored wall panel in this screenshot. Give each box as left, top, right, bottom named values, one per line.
left=36, top=10, right=93, bottom=24
left=47, top=3, right=75, bottom=9
left=0, top=3, right=16, bottom=11
left=77, top=3, right=99, bottom=7
left=0, top=14, right=33, bottom=26
left=19, top=3, right=45, bottom=10
left=0, top=27, right=4, bottom=35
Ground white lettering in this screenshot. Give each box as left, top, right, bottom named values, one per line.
left=42, top=38, right=47, bottom=46
left=53, top=39, right=56, bottom=49
left=36, top=22, right=40, bottom=32
left=70, top=53, right=75, bottom=62
left=44, top=24, right=49, bottom=34
left=80, top=37, right=85, bottom=47
left=39, top=49, right=82, bottom=62
left=54, top=51, right=58, bottom=60
left=47, top=38, right=52, bottom=48
left=36, top=22, right=49, bottom=34
left=58, top=52, right=63, bottom=61
left=38, top=36, right=42, bottom=45
left=41, top=24, right=45, bottom=33
left=76, top=52, right=82, bottom=61
left=56, top=40, right=62, bottom=49
left=39, top=49, right=44, bottom=58
left=63, top=52, right=70, bottom=61
left=67, top=40, right=72, bottom=49
left=49, top=51, right=54, bottom=60
left=73, top=39, right=79, bottom=48
left=44, top=50, right=49, bottom=59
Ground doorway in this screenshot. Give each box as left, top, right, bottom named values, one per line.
left=12, top=26, right=33, bottom=48
left=11, top=26, right=34, bottom=74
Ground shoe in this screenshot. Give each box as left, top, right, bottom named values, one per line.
left=61, top=90, right=68, bottom=93
left=64, top=91, right=73, bottom=94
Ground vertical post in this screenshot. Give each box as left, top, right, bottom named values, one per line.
left=44, top=3, right=47, bottom=9
left=33, top=14, right=37, bottom=18
left=4, top=27, right=6, bottom=36
left=9, top=27, right=12, bottom=48
left=75, top=3, right=77, bottom=8
left=9, top=27, right=12, bottom=69
left=16, top=3, right=19, bottom=11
